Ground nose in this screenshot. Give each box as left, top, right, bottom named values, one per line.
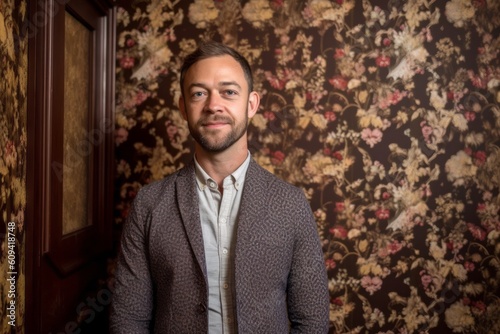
left=204, top=92, right=223, bottom=113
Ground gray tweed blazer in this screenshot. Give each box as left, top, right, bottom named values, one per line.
left=110, top=159, right=329, bottom=333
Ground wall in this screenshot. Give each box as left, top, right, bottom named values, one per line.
left=114, top=0, right=500, bottom=332
left=0, top=0, right=27, bottom=333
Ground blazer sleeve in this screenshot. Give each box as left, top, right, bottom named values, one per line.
left=287, top=187, right=330, bottom=334
left=110, top=189, right=154, bottom=333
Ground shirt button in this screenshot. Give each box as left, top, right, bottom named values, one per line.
left=209, top=181, right=217, bottom=189
left=223, top=283, right=229, bottom=289
left=222, top=248, right=228, bottom=254
left=220, top=218, right=226, bottom=223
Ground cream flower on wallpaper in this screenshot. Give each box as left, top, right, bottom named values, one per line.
left=242, top=0, right=273, bottom=29
left=302, top=0, right=346, bottom=27
left=445, top=0, right=475, bottom=28
left=188, top=0, right=219, bottom=29
left=445, top=150, right=478, bottom=186
left=445, top=302, right=475, bottom=333
left=0, top=12, right=6, bottom=44
left=116, top=7, right=130, bottom=26
left=302, top=152, right=343, bottom=184
left=388, top=26, right=430, bottom=81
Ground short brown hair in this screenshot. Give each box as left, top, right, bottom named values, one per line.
left=180, top=41, right=254, bottom=95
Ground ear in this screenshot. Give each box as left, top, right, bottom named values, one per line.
left=247, top=91, right=260, bottom=119
left=179, top=95, right=187, bottom=121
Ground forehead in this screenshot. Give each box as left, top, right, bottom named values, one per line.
left=183, top=55, right=248, bottom=89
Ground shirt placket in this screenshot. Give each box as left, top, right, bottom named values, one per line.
left=218, top=177, right=236, bottom=333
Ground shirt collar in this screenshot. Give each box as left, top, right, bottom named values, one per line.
left=194, top=151, right=251, bottom=191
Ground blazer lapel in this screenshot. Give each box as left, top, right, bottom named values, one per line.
left=176, top=163, right=207, bottom=278
left=235, top=159, right=268, bottom=254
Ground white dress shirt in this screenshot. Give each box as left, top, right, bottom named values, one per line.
left=194, top=153, right=250, bottom=334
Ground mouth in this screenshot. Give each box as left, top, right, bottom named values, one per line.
left=200, top=117, right=231, bottom=129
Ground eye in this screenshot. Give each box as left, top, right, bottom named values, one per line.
left=190, top=91, right=206, bottom=101
left=224, top=89, right=238, bottom=97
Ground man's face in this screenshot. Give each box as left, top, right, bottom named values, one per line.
left=179, top=55, right=259, bottom=153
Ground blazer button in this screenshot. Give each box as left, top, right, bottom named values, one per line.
left=197, top=303, right=207, bottom=314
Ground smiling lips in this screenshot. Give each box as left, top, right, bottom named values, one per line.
left=200, top=116, right=232, bottom=129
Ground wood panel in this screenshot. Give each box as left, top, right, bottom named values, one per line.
left=26, top=0, right=115, bottom=332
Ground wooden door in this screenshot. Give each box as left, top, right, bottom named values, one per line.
left=26, top=0, right=115, bottom=332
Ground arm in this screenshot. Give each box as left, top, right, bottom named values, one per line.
left=110, top=191, right=154, bottom=333
left=287, top=189, right=330, bottom=334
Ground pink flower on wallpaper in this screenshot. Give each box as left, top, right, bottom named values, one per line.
left=329, top=75, right=348, bottom=91
left=387, top=240, right=403, bottom=254
left=421, top=123, right=433, bottom=142
left=335, top=202, right=345, bottom=212
left=329, top=225, right=348, bottom=239
left=465, top=111, right=476, bottom=121
left=420, top=272, right=433, bottom=290
left=361, top=276, right=383, bottom=295
left=389, top=89, right=406, bottom=105
left=473, top=151, right=487, bottom=166
left=473, top=0, right=486, bottom=8
left=126, top=38, right=135, bottom=47
left=331, top=297, right=343, bottom=306
left=334, top=48, right=345, bottom=59
left=271, top=150, right=286, bottom=165
left=324, top=111, right=336, bottom=122
left=467, top=223, right=486, bottom=241
left=265, top=70, right=289, bottom=90
left=361, top=128, right=383, bottom=147
left=4, top=140, right=17, bottom=168
left=375, top=208, right=390, bottom=220
left=476, top=203, right=486, bottom=212
left=271, top=0, right=284, bottom=8
left=375, top=55, right=391, bottom=67
left=332, top=151, right=343, bottom=161
left=115, top=127, right=129, bottom=146
left=420, top=184, right=432, bottom=198
left=464, top=261, right=475, bottom=272
left=325, top=258, right=336, bottom=270
left=165, top=122, right=178, bottom=141
left=119, top=56, right=135, bottom=69
left=471, top=301, right=486, bottom=315
left=135, top=90, right=150, bottom=105
left=378, top=89, right=407, bottom=109
left=468, top=70, right=488, bottom=89
left=263, top=110, right=276, bottom=121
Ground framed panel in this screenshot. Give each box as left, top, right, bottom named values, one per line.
left=62, top=10, right=93, bottom=235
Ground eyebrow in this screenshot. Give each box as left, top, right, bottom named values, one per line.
left=188, top=81, right=242, bottom=90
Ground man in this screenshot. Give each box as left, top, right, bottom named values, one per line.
left=110, top=41, right=330, bottom=333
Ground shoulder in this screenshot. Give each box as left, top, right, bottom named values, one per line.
left=248, top=159, right=302, bottom=190
left=247, top=159, right=305, bottom=202
left=133, top=162, right=195, bottom=210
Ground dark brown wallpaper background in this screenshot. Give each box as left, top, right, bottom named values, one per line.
left=113, top=0, right=500, bottom=332
left=0, top=0, right=27, bottom=332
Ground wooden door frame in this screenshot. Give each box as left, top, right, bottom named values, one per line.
left=26, top=0, right=115, bottom=332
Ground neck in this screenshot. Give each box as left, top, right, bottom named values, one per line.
left=195, top=144, right=248, bottom=187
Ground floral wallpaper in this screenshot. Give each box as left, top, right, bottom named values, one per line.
left=114, top=0, right=500, bottom=332
left=0, top=0, right=27, bottom=333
